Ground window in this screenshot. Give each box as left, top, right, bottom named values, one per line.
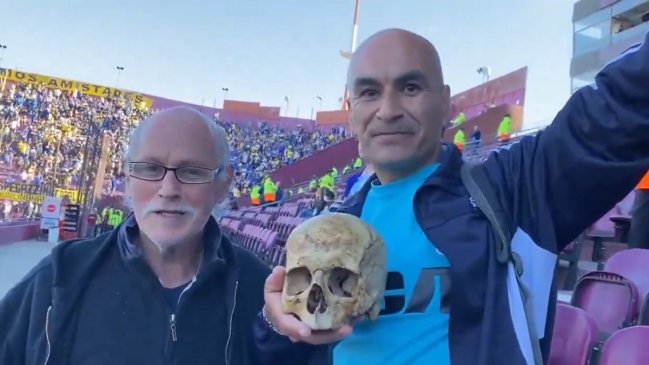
left=574, top=19, right=612, bottom=55
left=611, top=0, right=649, bottom=42
left=612, top=0, right=649, bottom=17
left=574, top=8, right=612, bottom=31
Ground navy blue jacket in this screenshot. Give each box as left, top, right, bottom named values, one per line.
left=252, top=33, right=649, bottom=364
left=0, top=216, right=270, bottom=365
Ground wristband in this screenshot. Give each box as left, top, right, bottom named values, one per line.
left=262, top=304, right=285, bottom=335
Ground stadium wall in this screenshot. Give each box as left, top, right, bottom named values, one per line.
left=450, top=67, right=527, bottom=121
left=269, top=138, right=359, bottom=187
left=443, top=104, right=524, bottom=144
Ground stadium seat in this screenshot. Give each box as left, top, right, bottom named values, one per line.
left=570, top=271, right=639, bottom=336
left=604, top=248, right=649, bottom=307
left=640, top=294, right=649, bottom=325
left=599, top=326, right=649, bottom=365
left=548, top=304, right=598, bottom=365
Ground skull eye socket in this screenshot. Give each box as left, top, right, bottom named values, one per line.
left=285, top=267, right=312, bottom=296
left=327, top=268, right=358, bottom=298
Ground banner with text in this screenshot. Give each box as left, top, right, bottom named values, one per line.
left=0, top=182, right=82, bottom=204
left=0, top=68, right=153, bottom=109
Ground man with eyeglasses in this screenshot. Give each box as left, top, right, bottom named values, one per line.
left=0, top=106, right=273, bottom=365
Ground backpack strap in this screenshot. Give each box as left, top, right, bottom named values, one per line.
left=460, top=162, right=544, bottom=365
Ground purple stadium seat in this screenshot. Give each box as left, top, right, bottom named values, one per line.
left=570, top=271, right=639, bottom=335
left=265, top=231, right=278, bottom=249
left=256, top=213, right=270, bottom=227
left=605, top=249, right=649, bottom=306
left=641, top=294, right=649, bottom=325
left=548, top=304, right=597, bottom=365
left=599, top=326, right=649, bottom=365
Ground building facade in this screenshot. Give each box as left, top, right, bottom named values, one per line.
left=571, top=0, right=649, bottom=93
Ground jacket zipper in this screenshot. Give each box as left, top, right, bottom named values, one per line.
left=224, top=280, right=239, bottom=365
left=44, top=305, right=52, bottom=365
left=169, top=314, right=177, bottom=342
left=166, top=278, right=196, bottom=348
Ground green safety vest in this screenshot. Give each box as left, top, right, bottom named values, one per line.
left=353, top=158, right=362, bottom=169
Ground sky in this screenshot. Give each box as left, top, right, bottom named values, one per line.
left=1, top=0, right=576, bottom=130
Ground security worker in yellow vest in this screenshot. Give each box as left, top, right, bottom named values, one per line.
left=250, top=185, right=261, bottom=206
left=498, top=113, right=513, bottom=144
left=108, top=208, right=124, bottom=231
left=319, top=171, right=335, bottom=194
left=454, top=127, right=466, bottom=152
left=263, top=176, right=278, bottom=204
left=100, top=206, right=112, bottom=234
left=353, top=157, right=363, bottom=169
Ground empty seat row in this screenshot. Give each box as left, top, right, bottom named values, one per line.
left=569, top=249, right=649, bottom=337
left=549, top=248, right=649, bottom=365
left=550, top=304, right=649, bottom=365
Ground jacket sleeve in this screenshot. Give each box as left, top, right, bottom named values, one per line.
left=252, top=312, right=323, bottom=365
left=343, top=174, right=359, bottom=198
left=235, top=246, right=322, bottom=364
left=0, top=285, right=26, bottom=364
left=0, top=259, right=53, bottom=365
left=484, top=32, right=649, bottom=252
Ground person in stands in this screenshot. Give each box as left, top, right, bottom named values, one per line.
left=253, top=28, right=649, bottom=365
left=497, top=113, right=512, bottom=145
left=453, top=127, right=465, bottom=151
left=629, top=170, right=649, bottom=249
left=344, top=144, right=374, bottom=198
left=0, top=107, right=272, bottom=364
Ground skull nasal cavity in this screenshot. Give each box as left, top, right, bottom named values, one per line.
left=307, top=284, right=327, bottom=314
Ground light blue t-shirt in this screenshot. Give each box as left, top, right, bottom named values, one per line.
left=333, top=163, right=451, bottom=365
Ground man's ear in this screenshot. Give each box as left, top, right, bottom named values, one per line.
left=215, top=164, right=234, bottom=202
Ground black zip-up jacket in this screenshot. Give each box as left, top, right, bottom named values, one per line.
left=0, top=215, right=270, bottom=365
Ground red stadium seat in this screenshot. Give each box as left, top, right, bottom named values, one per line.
left=599, top=326, right=649, bottom=365
left=570, top=271, right=639, bottom=336
left=548, top=304, right=598, bottom=365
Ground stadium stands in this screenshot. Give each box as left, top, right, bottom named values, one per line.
left=0, top=82, right=346, bottom=204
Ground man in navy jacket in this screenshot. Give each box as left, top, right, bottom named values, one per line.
left=0, top=107, right=271, bottom=365
left=253, top=28, right=649, bottom=365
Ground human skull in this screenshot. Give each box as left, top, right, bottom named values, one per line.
left=281, top=212, right=387, bottom=330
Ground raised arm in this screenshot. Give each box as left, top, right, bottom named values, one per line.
left=484, top=33, right=649, bottom=252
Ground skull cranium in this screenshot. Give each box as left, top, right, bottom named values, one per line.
left=281, top=212, right=387, bottom=330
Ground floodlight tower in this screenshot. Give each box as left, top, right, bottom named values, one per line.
left=339, top=0, right=361, bottom=110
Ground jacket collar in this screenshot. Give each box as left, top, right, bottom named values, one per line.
left=47, top=214, right=237, bottom=332
left=116, top=213, right=233, bottom=273
left=338, top=143, right=466, bottom=216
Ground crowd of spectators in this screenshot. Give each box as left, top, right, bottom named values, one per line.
left=223, top=122, right=346, bottom=194
left=0, top=82, right=147, bottom=189
left=0, top=82, right=348, bottom=208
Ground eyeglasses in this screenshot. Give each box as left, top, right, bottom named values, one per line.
left=128, top=162, right=222, bottom=184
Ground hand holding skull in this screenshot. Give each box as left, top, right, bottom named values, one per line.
left=280, top=213, right=388, bottom=331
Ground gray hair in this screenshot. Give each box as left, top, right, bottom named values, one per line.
left=125, top=106, right=231, bottom=168
left=123, top=106, right=233, bottom=209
